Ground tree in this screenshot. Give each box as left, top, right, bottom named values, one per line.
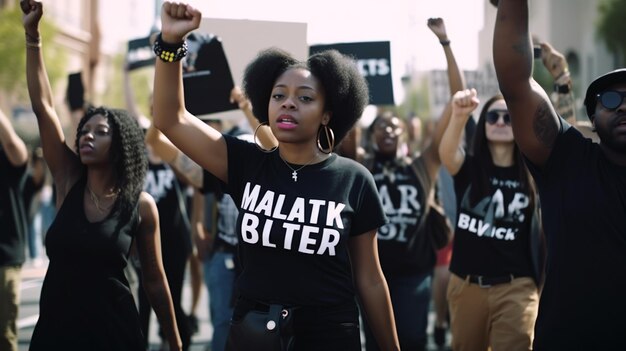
left=0, top=6, right=65, bottom=102
left=596, top=0, right=626, bottom=66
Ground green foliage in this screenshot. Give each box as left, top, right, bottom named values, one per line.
left=596, top=0, right=626, bottom=65
left=0, top=6, right=66, bottom=100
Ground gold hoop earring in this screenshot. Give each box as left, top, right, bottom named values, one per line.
left=254, top=122, right=278, bottom=153
left=317, top=124, right=335, bottom=154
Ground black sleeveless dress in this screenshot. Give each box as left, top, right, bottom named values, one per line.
left=29, top=177, right=144, bottom=350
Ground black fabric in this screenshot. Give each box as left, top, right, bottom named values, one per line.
left=30, top=176, right=144, bottom=350
left=450, top=155, right=534, bottom=279
left=422, top=201, right=452, bottom=250
left=0, top=149, right=27, bottom=266
left=139, top=161, right=192, bottom=349
left=224, top=135, right=387, bottom=307
left=526, top=122, right=626, bottom=350
left=227, top=301, right=296, bottom=351
left=370, top=156, right=434, bottom=276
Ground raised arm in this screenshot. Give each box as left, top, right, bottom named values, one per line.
left=493, top=0, right=560, bottom=166
left=0, top=109, right=28, bottom=167
left=349, top=230, right=400, bottom=351
left=122, top=61, right=144, bottom=122
left=422, top=17, right=466, bottom=180
left=540, top=42, right=598, bottom=141
left=152, top=2, right=228, bottom=183
left=22, top=0, right=81, bottom=194
left=230, top=86, right=277, bottom=150
left=145, top=125, right=204, bottom=189
left=136, top=192, right=182, bottom=351
left=439, top=89, right=480, bottom=175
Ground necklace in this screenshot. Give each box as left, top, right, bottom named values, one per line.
left=279, top=154, right=319, bottom=182
left=87, top=185, right=118, bottom=213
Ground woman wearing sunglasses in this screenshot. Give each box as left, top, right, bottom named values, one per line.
left=439, top=89, right=544, bottom=351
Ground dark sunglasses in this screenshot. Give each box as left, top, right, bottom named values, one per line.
left=596, top=90, right=626, bottom=110
left=485, top=110, right=511, bottom=125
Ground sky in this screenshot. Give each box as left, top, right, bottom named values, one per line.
left=101, top=0, right=485, bottom=73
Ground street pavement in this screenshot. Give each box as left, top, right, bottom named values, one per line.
left=16, top=258, right=449, bottom=351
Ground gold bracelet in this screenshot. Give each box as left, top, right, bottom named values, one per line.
left=26, top=41, right=41, bottom=49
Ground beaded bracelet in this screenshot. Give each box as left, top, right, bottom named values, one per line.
left=153, top=33, right=188, bottom=63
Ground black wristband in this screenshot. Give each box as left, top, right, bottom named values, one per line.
left=153, top=33, right=188, bottom=63
left=554, top=83, right=570, bottom=94
left=440, top=39, right=450, bottom=46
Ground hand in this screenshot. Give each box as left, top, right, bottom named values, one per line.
left=160, top=2, right=202, bottom=44
left=427, top=18, right=448, bottom=41
left=540, top=42, right=568, bottom=79
left=21, top=0, right=43, bottom=35
left=230, top=86, right=251, bottom=111
left=451, top=89, right=479, bottom=119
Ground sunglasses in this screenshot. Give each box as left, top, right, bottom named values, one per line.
left=485, top=110, right=511, bottom=125
left=596, top=90, right=626, bottom=110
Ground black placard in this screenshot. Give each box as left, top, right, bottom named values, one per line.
left=309, top=41, right=394, bottom=105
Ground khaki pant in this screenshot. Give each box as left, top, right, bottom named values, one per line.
left=0, top=265, right=21, bottom=351
left=447, top=273, right=539, bottom=351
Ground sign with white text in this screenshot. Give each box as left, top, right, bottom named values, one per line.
left=309, top=41, right=394, bottom=106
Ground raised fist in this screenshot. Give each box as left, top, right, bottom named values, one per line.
left=160, top=1, right=202, bottom=44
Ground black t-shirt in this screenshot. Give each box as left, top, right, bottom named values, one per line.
left=450, top=155, right=534, bottom=278
left=202, top=170, right=238, bottom=253
left=0, top=150, right=28, bottom=266
left=144, top=162, right=192, bottom=260
left=225, top=135, right=387, bottom=306
left=527, top=122, right=626, bottom=350
left=370, top=156, right=433, bottom=276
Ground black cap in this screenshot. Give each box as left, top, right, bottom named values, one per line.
left=584, top=68, right=626, bottom=118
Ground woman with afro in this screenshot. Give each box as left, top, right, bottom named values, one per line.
left=151, top=2, right=399, bottom=350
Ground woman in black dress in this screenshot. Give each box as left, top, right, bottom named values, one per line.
left=22, top=1, right=182, bottom=350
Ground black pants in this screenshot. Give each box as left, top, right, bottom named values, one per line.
left=228, top=297, right=361, bottom=351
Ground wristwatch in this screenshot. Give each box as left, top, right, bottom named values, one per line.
left=554, top=83, right=570, bottom=94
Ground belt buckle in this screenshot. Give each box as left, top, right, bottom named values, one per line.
left=477, top=276, right=491, bottom=288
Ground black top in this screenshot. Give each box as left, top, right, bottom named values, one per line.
left=30, top=176, right=144, bottom=350
left=224, top=135, right=387, bottom=306
left=527, top=122, right=626, bottom=350
left=370, top=155, right=434, bottom=276
left=450, top=155, right=534, bottom=279
left=144, top=162, right=192, bottom=262
left=0, top=149, right=27, bottom=266
left=202, top=170, right=238, bottom=253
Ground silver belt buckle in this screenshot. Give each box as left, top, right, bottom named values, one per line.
left=477, top=276, right=491, bottom=288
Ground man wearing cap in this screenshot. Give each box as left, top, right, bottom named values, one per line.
left=493, top=1, right=626, bottom=350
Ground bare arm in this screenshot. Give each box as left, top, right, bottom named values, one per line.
left=152, top=2, right=228, bottom=183
left=136, top=192, right=182, bottom=351
left=22, top=0, right=81, bottom=199
left=0, top=109, right=28, bottom=166
left=145, top=125, right=204, bottom=188
left=493, top=0, right=559, bottom=167
left=439, top=89, right=480, bottom=175
left=191, top=189, right=212, bottom=260
left=123, top=61, right=144, bottom=122
left=422, top=18, right=466, bottom=180
left=230, top=86, right=277, bottom=150
left=349, top=231, right=400, bottom=351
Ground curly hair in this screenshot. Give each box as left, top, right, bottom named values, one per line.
left=75, top=107, right=148, bottom=222
left=243, top=48, right=369, bottom=146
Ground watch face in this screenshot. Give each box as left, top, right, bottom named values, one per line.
left=554, top=83, right=570, bottom=94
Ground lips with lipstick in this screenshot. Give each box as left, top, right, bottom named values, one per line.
left=276, top=114, right=298, bottom=130
left=80, top=142, right=95, bottom=154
